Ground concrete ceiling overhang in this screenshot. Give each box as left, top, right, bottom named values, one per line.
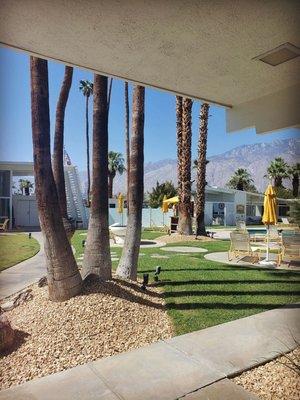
left=0, top=0, right=299, bottom=133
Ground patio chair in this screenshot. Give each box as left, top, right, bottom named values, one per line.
left=236, top=220, right=246, bottom=232
left=228, top=231, right=260, bottom=263
left=0, top=219, right=9, bottom=231
left=278, top=233, right=300, bottom=266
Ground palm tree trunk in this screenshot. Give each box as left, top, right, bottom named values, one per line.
left=82, top=74, right=112, bottom=281
left=108, top=172, right=114, bottom=198
left=107, top=78, right=113, bottom=119
left=292, top=174, right=299, bottom=197
left=274, top=176, right=282, bottom=188
left=53, top=66, right=74, bottom=239
left=176, top=96, right=183, bottom=201
left=125, top=82, right=130, bottom=214
left=195, top=103, right=209, bottom=236
left=178, top=98, right=193, bottom=235
left=86, top=95, right=91, bottom=205
left=116, top=85, right=145, bottom=280
left=30, top=57, right=82, bottom=301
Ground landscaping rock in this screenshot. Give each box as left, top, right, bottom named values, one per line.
left=0, top=301, right=15, bottom=312
left=0, top=314, right=15, bottom=352
left=37, top=277, right=47, bottom=287
left=0, top=278, right=173, bottom=389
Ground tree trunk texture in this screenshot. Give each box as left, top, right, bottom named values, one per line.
left=30, top=57, right=82, bottom=301
left=116, top=85, right=145, bottom=281
left=86, top=95, right=91, bottom=205
left=195, top=103, right=209, bottom=236
left=108, top=171, right=115, bottom=198
left=82, top=74, right=112, bottom=281
left=274, top=177, right=282, bottom=188
left=178, top=98, right=193, bottom=235
left=52, top=66, right=74, bottom=240
left=176, top=96, right=183, bottom=200
left=125, top=82, right=130, bottom=214
left=292, top=174, right=299, bottom=197
left=107, top=77, right=113, bottom=119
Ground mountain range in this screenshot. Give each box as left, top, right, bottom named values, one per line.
left=80, top=138, right=299, bottom=195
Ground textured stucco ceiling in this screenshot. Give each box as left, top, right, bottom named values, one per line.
left=0, top=0, right=299, bottom=133
left=1, top=0, right=299, bottom=106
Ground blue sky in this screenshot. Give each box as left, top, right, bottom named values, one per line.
left=0, top=46, right=299, bottom=171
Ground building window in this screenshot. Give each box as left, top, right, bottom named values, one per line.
left=0, top=198, right=10, bottom=220
left=0, top=170, right=10, bottom=197
left=109, top=204, right=116, bottom=208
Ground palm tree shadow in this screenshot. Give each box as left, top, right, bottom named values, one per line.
left=1, top=329, right=30, bottom=356
left=82, top=278, right=164, bottom=309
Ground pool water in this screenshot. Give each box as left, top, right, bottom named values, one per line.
left=247, top=229, right=267, bottom=235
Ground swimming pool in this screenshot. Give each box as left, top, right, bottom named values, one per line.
left=247, top=228, right=267, bottom=235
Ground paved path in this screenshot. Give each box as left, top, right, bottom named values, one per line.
left=0, top=232, right=46, bottom=300
left=1, top=304, right=299, bottom=400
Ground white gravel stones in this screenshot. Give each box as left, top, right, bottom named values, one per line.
left=0, top=279, right=173, bottom=390
left=161, top=246, right=208, bottom=253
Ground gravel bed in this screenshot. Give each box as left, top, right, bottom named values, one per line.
left=0, top=278, right=173, bottom=390
left=233, top=347, right=300, bottom=400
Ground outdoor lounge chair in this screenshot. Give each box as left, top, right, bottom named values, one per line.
left=0, top=219, right=9, bottom=231
left=277, top=233, right=300, bottom=266
left=228, top=231, right=261, bottom=263
left=236, top=220, right=246, bottom=232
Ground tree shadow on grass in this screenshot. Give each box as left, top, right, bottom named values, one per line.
left=1, top=329, right=30, bottom=356
left=166, top=302, right=300, bottom=311
left=163, top=289, right=300, bottom=297
left=155, top=279, right=300, bottom=287
left=82, top=278, right=164, bottom=309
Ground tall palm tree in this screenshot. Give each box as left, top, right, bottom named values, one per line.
left=125, top=82, right=130, bottom=213
left=289, top=163, right=300, bottom=198
left=108, top=151, right=125, bottom=198
left=30, top=57, right=82, bottom=301
left=195, top=103, right=210, bottom=236
left=79, top=79, right=93, bottom=205
left=82, top=74, right=111, bottom=280
left=176, top=96, right=183, bottom=202
left=53, top=66, right=74, bottom=239
left=116, top=85, right=145, bottom=280
left=227, top=168, right=254, bottom=191
left=177, top=97, right=193, bottom=235
left=266, top=157, right=289, bottom=188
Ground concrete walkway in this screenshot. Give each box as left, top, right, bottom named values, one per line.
left=0, top=232, right=46, bottom=299
left=1, top=304, right=299, bottom=400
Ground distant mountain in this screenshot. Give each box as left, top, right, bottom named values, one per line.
left=81, top=138, right=300, bottom=194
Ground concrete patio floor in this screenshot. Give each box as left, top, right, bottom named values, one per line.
left=1, top=304, right=299, bottom=400
left=205, top=251, right=300, bottom=271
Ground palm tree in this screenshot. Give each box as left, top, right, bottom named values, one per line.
left=227, top=168, right=254, bottom=191
left=108, top=151, right=125, bottom=198
left=19, top=179, right=34, bottom=196
left=289, top=163, right=300, bottom=198
left=30, top=56, right=82, bottom=301
left=82, top=74, right=112, bottom=280
left=177, top=97, right=193, bottom=235
left=116, top=85, right=145, bottom=280
left=266, top=157, right=289, bottom=188
left=195, top=103, right=210, bottom=236
left=53, top=66, right=74, bottom=239
left=176, top=96, right=183, bottom=202
left=125, top=82, right=130, bottom=213
left=79, top=79, right=93, bottom=205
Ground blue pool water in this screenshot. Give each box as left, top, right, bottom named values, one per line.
left=247, top=229, right=267, bottom=235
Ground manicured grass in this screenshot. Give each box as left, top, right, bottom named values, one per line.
left=72, top=231, right=300, bottom=335
left=140, top=230, right=167, bottom=240
left=0, top=234, right=40, bottom=272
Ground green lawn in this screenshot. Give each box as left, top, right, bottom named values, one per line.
left=72, top=231, right=300, bottom=335
left=0, top=234, right=40, bottom=272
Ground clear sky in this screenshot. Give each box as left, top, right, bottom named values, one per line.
left=0, top=46, right=299, bottom=171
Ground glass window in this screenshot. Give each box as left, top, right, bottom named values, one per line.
left=0, top=170, right=11, bottom=197
left=0, top=198, right=10, bottom=219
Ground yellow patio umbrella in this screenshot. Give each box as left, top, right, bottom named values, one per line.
left=117, top=193, right=124, bottom=214
left=162, top=195, right=169, bottom=213
left=163, top=196, right=179, bottom=205
left=261, top=184, right=277, bottom=265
